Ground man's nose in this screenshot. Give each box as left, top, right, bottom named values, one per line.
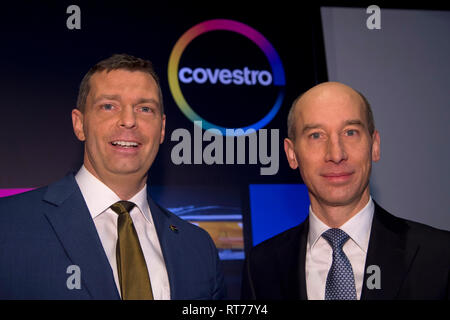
left=118, top=106, right=136, bottom=129
left=325, top=135, right=347, bottom=163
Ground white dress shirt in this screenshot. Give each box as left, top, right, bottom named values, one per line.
left=305, top=197, right=374, bottom=300
left=75, top=166, right=170, bottom=299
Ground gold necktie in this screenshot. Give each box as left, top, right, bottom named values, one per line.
left=111, top=201, right=153, bottom=300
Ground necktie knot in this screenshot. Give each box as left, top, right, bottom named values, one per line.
left=111, top=201, right=136, bottom=215
left=322, top=228, right=350, bottom=250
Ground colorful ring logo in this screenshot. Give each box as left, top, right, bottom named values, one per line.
left=168, top=19, right=285, bottom=136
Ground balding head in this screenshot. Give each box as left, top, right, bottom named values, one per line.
left=287, top=82, right=375, bottom=140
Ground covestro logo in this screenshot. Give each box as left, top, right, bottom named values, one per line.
left=168, top=19, right=285, bottom=135
left=178, top=66, right=273, bottom=86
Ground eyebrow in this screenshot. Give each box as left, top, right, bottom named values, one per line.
left=93, top=95, right=161, bottom=109
left=302, top=123, right=323, bottom=134
left=92, top=94, right=121, bottom=104
left=344, top=119, right=366, bottom=128
left=301, top=119, right=366, bottom=134
left=135, top=98, right=160, bottom=107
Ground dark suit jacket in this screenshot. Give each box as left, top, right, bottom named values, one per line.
left=241, top=202, right=450, bottom=300
left=0, top=174, right=226, bottom=299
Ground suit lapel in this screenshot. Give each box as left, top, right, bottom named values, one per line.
left=297, top=218, right=309, bottom=300
left=43, top=174, right=119, bottom=299
left=278, top=218, right=309, bottom=300
left=361, top=203, right=419, bottom=300
left=147, top=194, right=180, bottom=299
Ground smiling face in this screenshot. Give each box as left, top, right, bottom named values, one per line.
left=284, top=82, right=380, bottom=211
left=72, top=69, right=165, bottom=184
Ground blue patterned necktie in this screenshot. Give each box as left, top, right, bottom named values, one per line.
left=322, top=228, right=357, bottom=300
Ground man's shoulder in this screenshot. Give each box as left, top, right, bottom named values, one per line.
left=402, top=217, right=450, bottom=247
left=0, top=186, right=48, bottom=209
left=0, top=174, right=78, bottom=218
left=374, top=202, right=450, bottom=249
left=249, top=219, right=308, bottom=260
left=0, top=186, right=51, bottom=232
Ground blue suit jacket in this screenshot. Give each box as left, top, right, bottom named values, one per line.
left=0, top=174, right=226, bottom=299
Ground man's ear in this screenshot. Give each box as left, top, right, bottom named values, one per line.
left=160, top=114, right=166, bottom=144
left=72, top=108, right=86, bottom=141
left=284, top=138, right=299, bottom=169
left=371, top=130, right=380, bottom=162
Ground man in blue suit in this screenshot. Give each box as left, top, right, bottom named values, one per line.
left=0, top=54, right=226, bottom=299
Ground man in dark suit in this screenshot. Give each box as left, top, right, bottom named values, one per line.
left=241, top=82, right=450, bottom=300
left=0, top=54, right=226, bottom=299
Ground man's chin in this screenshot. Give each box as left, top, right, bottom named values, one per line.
left=107, top=164, right=147, bottom=176
left=314, top=189, right=359, bottom=207
left=317, top=189, right=369, bottom=208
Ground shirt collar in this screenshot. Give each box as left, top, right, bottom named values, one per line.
left=74, top=165, right=152, bottom=223
left=308, top=197, right=374, bottom=253
left=128, top=182, right=153, bottom=224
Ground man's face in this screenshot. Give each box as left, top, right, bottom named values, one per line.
left=284, top=83, right=380, bottom=208
left=72, top=69, right=165, bottom=182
